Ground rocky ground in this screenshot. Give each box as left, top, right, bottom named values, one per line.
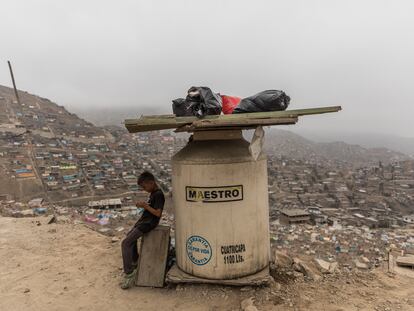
left=0, top=216, right=413, bottom=311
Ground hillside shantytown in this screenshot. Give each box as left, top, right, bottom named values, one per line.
left=1, top=83, right=414, bottom=310
left=3, top=0, right=414, bottom=309
left=1, top=85, right=413, bottom=246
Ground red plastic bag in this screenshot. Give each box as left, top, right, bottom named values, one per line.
left=221, top=95, right=241, bottom=114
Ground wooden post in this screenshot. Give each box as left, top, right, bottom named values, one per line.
left=7, top=61, right=21, bottom=105
left=388, top=250, right=391, bottom=273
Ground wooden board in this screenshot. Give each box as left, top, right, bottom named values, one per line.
left=136, top=225, right=170, bottom=287
left=124, top=106, right=341, bottom=133
left=165, top=264, right=272, bottom=286
left=175, top=117, right=298, bottom=132
left=138, top=106, right=341, bottom=121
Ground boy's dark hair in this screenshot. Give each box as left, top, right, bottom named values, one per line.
left=137, top=171, right=155, bottom=185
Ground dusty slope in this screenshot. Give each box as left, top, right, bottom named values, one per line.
left=0, top=216, right=413, bottom=311
left=0, top=216, right=241, bottom=311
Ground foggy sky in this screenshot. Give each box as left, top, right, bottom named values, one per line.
left=1, top=0, right=413, bottom=137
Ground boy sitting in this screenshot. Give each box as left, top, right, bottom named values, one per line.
left=120, top=171, right=165, bottom=289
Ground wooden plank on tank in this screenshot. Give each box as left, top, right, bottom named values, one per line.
left=173, top=117, right=297, bottom=132
left=138, top=106, right=341, bottom=121
left=191, top=117, right=298, bottom=128
left=124, top=106, right=341, bottom=133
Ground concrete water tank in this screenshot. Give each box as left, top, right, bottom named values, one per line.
left=172, top=129, right=270, bottom=279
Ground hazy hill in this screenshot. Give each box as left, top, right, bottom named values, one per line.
left=72, top=106, right=166, bottom=127
left=0, top=85, right=108, bottom=140
left=266, top=129, right=409, bottom=167
left=293, top=130, right=414, bottom=157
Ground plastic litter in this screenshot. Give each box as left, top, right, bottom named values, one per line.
left=221, top=95, right=241, bottom=114
left=172, top=86, right=222, bottom=117
left=98, top=217, right=109, bottom=226
left=186, top=86, right=222, bottom=117
left=33, top=207, right=47, bottom=214
left=232, top=90, right=290, bottom=114
left=172, top=98, right=193, bottom=117
left=84, top=215, right=99, bottom=223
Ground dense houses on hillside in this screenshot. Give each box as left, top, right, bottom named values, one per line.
left=268, top=154, right=414, bottom=230
left=0, top=129, right=187, bottom=201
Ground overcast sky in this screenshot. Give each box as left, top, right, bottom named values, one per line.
left=0, top=0, right=413, bottom=137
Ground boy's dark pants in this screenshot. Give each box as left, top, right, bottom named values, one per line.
left=121, top=227, right=144, bottom=274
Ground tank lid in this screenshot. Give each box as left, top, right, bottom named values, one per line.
left=193, top=130, right=242, bottom=141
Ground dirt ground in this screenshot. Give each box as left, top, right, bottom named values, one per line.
left=1, top=216, right=413, bottom=311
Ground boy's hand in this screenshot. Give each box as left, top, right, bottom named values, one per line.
left=136, top=200, right=162, bottom=218
left=136, top=201, right=148, bottom=209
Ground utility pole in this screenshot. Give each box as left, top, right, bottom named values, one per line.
left=7, top=60, right=21, bottom=105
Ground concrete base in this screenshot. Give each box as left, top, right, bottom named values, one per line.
left=166, top=264, right=272, bottom=286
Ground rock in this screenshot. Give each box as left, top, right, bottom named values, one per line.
left=361, top=256, right=370, bottom=263
left=111, top=237, right=120, bottom=243
left=314, top=258, right=330, bottom=271
left=57, top=215, right=71, bottom=223
left=47, top=215, right=56, bottom=224
left=244, top=306, right=258, bottom=311
left=240, top=286, right=253, bottom=292
left=315, top=258, right=338, bottom=274
left=273, top=250, right=293, bottom=268
left=293, top=258, right=322, bottom=281
left=269, top=278, right=282, bottom=292
left=23, top=288, right=30, bottom=293
left=241, top=297, right=254, bottom=310
left=329, top=262, right=338, bottom=273
left=56, top=207, right=69, bottom=215
left=21, top=209, right=34, bottom=216
left=354, top=260, right=369, bottom=270
left=272, top=282, right=282, bottom=291
left=293, top=271, right=304, bottom=279
left=98, top=228, right=111, bottom=233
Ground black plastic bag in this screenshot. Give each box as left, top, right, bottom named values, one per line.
left=185, top=86, right=222, bottom=117
left=232, top=90, right=290, bottom=114
left=172, top=98, right=194, bottom=117
left=172, top=87, right=222, bottom=117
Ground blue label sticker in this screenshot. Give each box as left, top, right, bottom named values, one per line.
left=186, top=235, right=212, bottom=266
